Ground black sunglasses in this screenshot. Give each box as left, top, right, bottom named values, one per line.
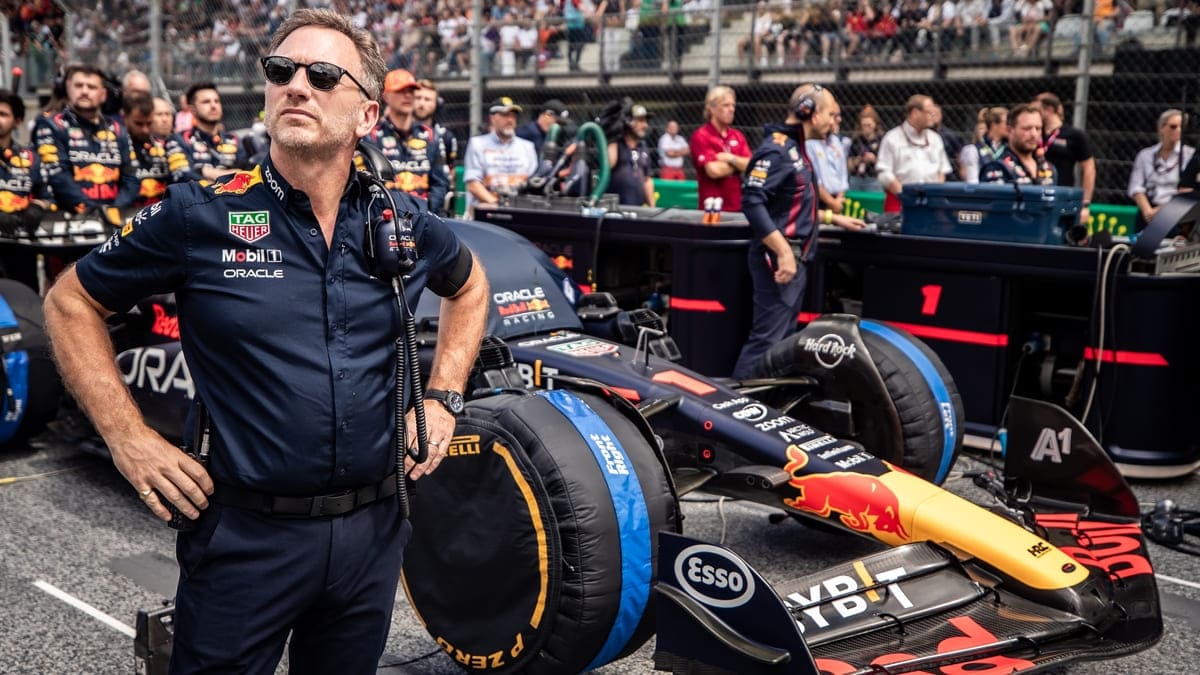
left=260, top=56, right=372, bottom=99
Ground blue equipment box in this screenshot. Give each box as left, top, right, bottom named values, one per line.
left=900, top=183, right=1083, bottom=245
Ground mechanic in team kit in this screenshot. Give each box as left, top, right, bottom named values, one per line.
left=43, top=9, right=489, bottom=674
left=733, top=84, right=865, bottom=379
left=121, top=92, right=194, bottom=208
left=173, top=81, right=248, bottom=182
left=34, top=63, right=139, bottom=218
left=0, top=88, right=51, bottom=290
left=979, top=104, right=1057, bottom=185
left=360, top=68, right=448, bottom=215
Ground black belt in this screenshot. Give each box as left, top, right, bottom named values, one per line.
left=211, top=473, right=398, bottom=518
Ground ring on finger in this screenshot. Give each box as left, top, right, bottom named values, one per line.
left=139, top=488, right=154, bottom=499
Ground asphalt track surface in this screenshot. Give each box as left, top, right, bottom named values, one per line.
left=3, top=423, right=1200, bottom=674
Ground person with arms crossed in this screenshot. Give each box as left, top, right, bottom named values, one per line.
left=1037, top=93, right=1095, bottom=225
left=979, top=104, right=1056, bottom=185
left=607, top=103, right=655, bottom=207
left=734, top=84, right=864, bottom=379
left=463, top=96, right=538, bottom=215
left=43, top=9, right=489, bottom=673
left=34, top=63, right=138, bottom=219
left=876, top=94, right=951, bottom=212
left=121, top=92, right=193, bottom=208
left=413, top=79, right=459, bottom=214
left=361, top=68, right=448, bottom=215
left=690, top=85, right=751, bottom=212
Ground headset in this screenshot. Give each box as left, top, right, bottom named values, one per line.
left=793, top=83, right=823, bottom=122
left=356, top=140, right=428, bottom=519
left=357, top=141, right=419, bottom=279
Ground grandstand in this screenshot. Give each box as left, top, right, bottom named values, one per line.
left=5, top=0, right=1197, bottom=205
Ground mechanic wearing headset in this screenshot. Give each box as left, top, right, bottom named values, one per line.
left=43, top=10, right=489, bottom=673
left=733, top=84, right=864, bottom=379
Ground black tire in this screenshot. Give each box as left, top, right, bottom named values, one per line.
left=0, top=279, right=61, bottom=448
left=402, top=390, right=679, bottom=674
left=859, top=320, right=965, bottom=484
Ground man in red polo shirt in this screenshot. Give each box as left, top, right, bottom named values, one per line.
left=689, top=85, right=751, bottom=212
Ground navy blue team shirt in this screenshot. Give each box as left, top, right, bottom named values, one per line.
left=76, top=157, right=466, bottom=495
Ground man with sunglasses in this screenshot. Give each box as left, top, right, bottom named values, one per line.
left=43, top=9, right=489, bottom=674
left=361, top=69, right=448, bottom=215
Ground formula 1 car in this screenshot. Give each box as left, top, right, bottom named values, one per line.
left=0, top=213, right=1161, bottom=674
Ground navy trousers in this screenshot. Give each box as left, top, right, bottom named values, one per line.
left=169, top=498, right=411, bottom=675
left=732, top=248, right=807, bottom=379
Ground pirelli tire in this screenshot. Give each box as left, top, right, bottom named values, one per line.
left=402, top=389, right=679, bottom=675
left=0, top=278, right=61, bottom=449
left=756, top=319, right=964, bottom=485
left=858, top=320, right=964, bottom=483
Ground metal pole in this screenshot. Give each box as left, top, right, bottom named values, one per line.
left=471, top=0, right=483, bottom=137
left=1, top=20, right=11, bottom=89
left=1072, top=0, right=1095, bottom=131
left=149, top=0, right=162, bottom=94
left=708, top=0, right=722, bottom=88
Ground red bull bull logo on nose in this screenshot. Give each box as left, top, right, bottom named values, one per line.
left=783, top=445, right=909, bottom=540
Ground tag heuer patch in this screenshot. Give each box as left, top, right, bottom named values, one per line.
left=229, top=211, right=270, bottom=243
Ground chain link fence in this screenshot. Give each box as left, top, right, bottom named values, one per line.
left=5, top=0, right=1195, bottom=208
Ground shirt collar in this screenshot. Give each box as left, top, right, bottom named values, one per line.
left=260, top=155, right=363, bottom=207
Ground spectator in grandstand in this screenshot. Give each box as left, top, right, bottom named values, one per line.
left=734, top=83, right=865, bottom=379
left=690, top=85, right=751, bottom=212
left=847, top=104, right=884, bottom=192
left=563, top=0, right=594, bottom=72
left=1036, top=92, right=1095, bottom=224
left=980, top=104, right=1056, bottom=184
left=607, top=104, right=655, bottom=206
left=463, top=97, right=538, bottom=215
left=34, top=63, right=137, bottom=218
left=960, top=106, right=1009, bottom=183
left=1010, top=0, right=1048, bottom=56
left=517, top=99, right=570, bottom=154
left=985, top=0, right=1016, bottom=51
left=931, top=103, right=965, bottom=181
left=361, top=69, right=448, bottom=215
left=808, top=109, right=850, bottom=214
left=175, top=82, right=246, bottom=181
left=121, top=92, right=193, bottom=209
left=876, top=94, right=951, bottom=212
left=739, top=3, right=777, bottom=67
left=657, top=119, right=690, bottom=180
left=1128, top=109, right=1196, bottom=227
left=599, top=0, right=628, bottom=72
left=151, top=97, right=175, bottom=139
left=414, top=79, right=459, bottom=212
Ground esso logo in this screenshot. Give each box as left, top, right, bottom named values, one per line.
left=674, top=544, right=755, bottom=608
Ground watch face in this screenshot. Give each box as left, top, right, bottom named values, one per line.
left=446, top=391, right=465, bottom=414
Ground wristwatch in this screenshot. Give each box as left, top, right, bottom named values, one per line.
left=425, top=389, right=465, bottom=415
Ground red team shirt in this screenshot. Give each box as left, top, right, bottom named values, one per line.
left=689, top=122, right=751, bottom=212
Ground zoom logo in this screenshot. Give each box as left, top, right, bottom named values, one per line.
left=674, top=544, right=755, bottom=608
